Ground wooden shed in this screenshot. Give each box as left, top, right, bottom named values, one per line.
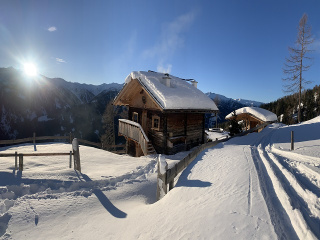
left=225, top=107, right=277, bottom=132
left=113, top=71, right=218, bottom=156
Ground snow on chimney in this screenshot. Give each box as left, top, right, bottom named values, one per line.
left=190, top=79, right=198, bottom=88
left=162, top=73, right=171, bottom=87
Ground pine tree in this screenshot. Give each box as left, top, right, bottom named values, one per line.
left=101, top=102, right=115, bottom=150
left=283, top=13, right=314, bottom=123
left=229, top=111, right=242, bottom=136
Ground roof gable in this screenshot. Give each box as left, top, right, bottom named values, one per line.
left=113, top=78, right=162, bottom=111
left=119, top=71, right=218, bottom=111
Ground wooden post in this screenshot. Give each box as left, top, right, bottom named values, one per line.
left=215, top=112, right=218, bottom=128
left=169, top=179, right=174, bottom=191
left=69, top=132, right=72, bottom=144
left=15, top=151, right=18, bottom=170
left=33, top=132, right=36, bottom=151
left=19, top=154, right=23, bottom=171
left=69, top=151, right=72, bottom=168
left=72, top=138, right=81, bottom=172
left=156, top=155, right=168, bottom=201
left=291, top=131, right=294, bottom=151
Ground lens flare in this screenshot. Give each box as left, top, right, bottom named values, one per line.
left=24, top=63, right=38, bottom=76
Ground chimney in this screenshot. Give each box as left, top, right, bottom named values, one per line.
left=190, top=79, right=198, bottom=88
left=162, top=73, right=171, bottom=87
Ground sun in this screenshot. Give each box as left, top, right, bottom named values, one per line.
left=23, top=63, right=38, bottom=77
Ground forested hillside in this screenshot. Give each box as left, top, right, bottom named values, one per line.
left=261, top=85, right=320, bottom=124
left=0, top=67, right=125, bottom=144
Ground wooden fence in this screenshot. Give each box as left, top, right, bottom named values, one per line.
left=0, top=138, right=81, bottom=172
left=0, top=132, right=125, bottom=153
left=157, top=122, right=272, bottom=200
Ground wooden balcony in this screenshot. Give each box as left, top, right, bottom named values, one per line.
left=119, top=119, right=155, bottom=156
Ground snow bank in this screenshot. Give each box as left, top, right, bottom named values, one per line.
left=225, top=107, right=277, bottom=122
left=125, top=71, right=218, bottom=111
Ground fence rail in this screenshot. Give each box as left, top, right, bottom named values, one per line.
left=0, top=132, right=127, bottom=156
left=0, top=138, right=81, bottom=172
left=0, top=132, right=111, bottom=149
left=0, top=133, right=71, bottom=146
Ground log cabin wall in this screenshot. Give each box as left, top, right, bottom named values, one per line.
left=186, top=113, right=204, bottom=148
left=166, top=112, right=205, bottom=154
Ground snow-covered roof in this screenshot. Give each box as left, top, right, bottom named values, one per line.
left=124, top=71, right=218, bottom=111
left=225, top=107, right=277, bottom=122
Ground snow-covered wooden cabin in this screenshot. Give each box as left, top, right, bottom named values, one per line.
left=113, top=71, right=218, bottom=156
left=225, top=107, right=277, bottom=132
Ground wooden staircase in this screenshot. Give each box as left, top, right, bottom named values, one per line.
left=118, top=119, right=157, bottom=156
left=147, top=142, right=156, bottom=155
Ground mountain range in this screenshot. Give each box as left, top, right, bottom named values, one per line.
left=0, top=67, right=263, bottom=142
left=0, top=67, right=122, bottom=141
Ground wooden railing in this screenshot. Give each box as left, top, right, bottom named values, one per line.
left=0, top=135, right=70, bottom=145
left=118, top=119, right=149, bottom=155
left=0, top=138, right=81, bottom=172
left=0, top=132, right=101, bottom=149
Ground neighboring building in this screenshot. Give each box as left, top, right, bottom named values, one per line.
left=113, top=71, right=218, bottom=156
left=225, top=107, right=277, bottom=132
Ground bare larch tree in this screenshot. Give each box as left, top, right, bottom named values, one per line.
left=283, top=13, right=313, bottom=123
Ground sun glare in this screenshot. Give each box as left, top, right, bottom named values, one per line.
left=24, top=63, right=38, bottom=77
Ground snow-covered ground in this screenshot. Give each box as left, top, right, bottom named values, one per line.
left=206, top=129, right=230, bottom=141
left=1, top=116, right=320, bottom=239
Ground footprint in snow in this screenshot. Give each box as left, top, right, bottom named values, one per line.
left=35, top=214, right=39, bottom=225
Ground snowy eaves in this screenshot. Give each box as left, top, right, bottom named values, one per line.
left=225, top=107, right=277, bottom=122
left=124, top=71, right=218, bottom=111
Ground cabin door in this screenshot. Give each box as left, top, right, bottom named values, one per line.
left=141, top=110, right=148, bottom=134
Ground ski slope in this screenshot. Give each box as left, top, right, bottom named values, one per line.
left=1, top=117, right=320, bottom=239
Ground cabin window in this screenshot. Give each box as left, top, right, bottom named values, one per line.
left=132, top=112, right=138, bottom=123
left=152, top=115, right=160, bottom=131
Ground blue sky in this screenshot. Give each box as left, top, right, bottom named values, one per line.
left=0, top=0, right=319, bottom=103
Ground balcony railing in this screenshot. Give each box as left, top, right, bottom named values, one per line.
left=118, top=119, right=149, bottom=155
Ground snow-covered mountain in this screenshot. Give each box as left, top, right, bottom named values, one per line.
left=51, top=77, right=122, bottom=103
left=233, top=98, right=264, bottom=107
left=206, top=92, right=263, bottom=107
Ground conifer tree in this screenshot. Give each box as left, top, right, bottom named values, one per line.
left=229, top=111, right=242, bottom=136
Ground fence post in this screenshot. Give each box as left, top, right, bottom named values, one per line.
left=33, top=132, right=36, bottom=151
left=69, top=151, right=72, bottom=168
left=72, top=138, right=81, bottom=172
left=291, top=131, right=294, bottom=151
left=69, top=132, right=72, bottom=144
left=19, top=154, right=23, bottom=171
left=15, top=151, right=18, bottom=170
left=157, top=155, right=168, bottom=201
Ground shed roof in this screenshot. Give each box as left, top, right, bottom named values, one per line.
left=225, top=107, right=277, bottom=122
left=122, top=71, right=218, bottom=111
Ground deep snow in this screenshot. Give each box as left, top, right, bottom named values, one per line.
left=0, top=117, right=320, bottom=239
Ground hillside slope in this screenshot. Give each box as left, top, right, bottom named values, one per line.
left=1, top=117, right=319, bottom=239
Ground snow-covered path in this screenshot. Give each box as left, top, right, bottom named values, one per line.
left=1, top=117, right=320, bottom=239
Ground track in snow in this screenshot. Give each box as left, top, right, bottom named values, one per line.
left=251, top=126, right=320, bottom=239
